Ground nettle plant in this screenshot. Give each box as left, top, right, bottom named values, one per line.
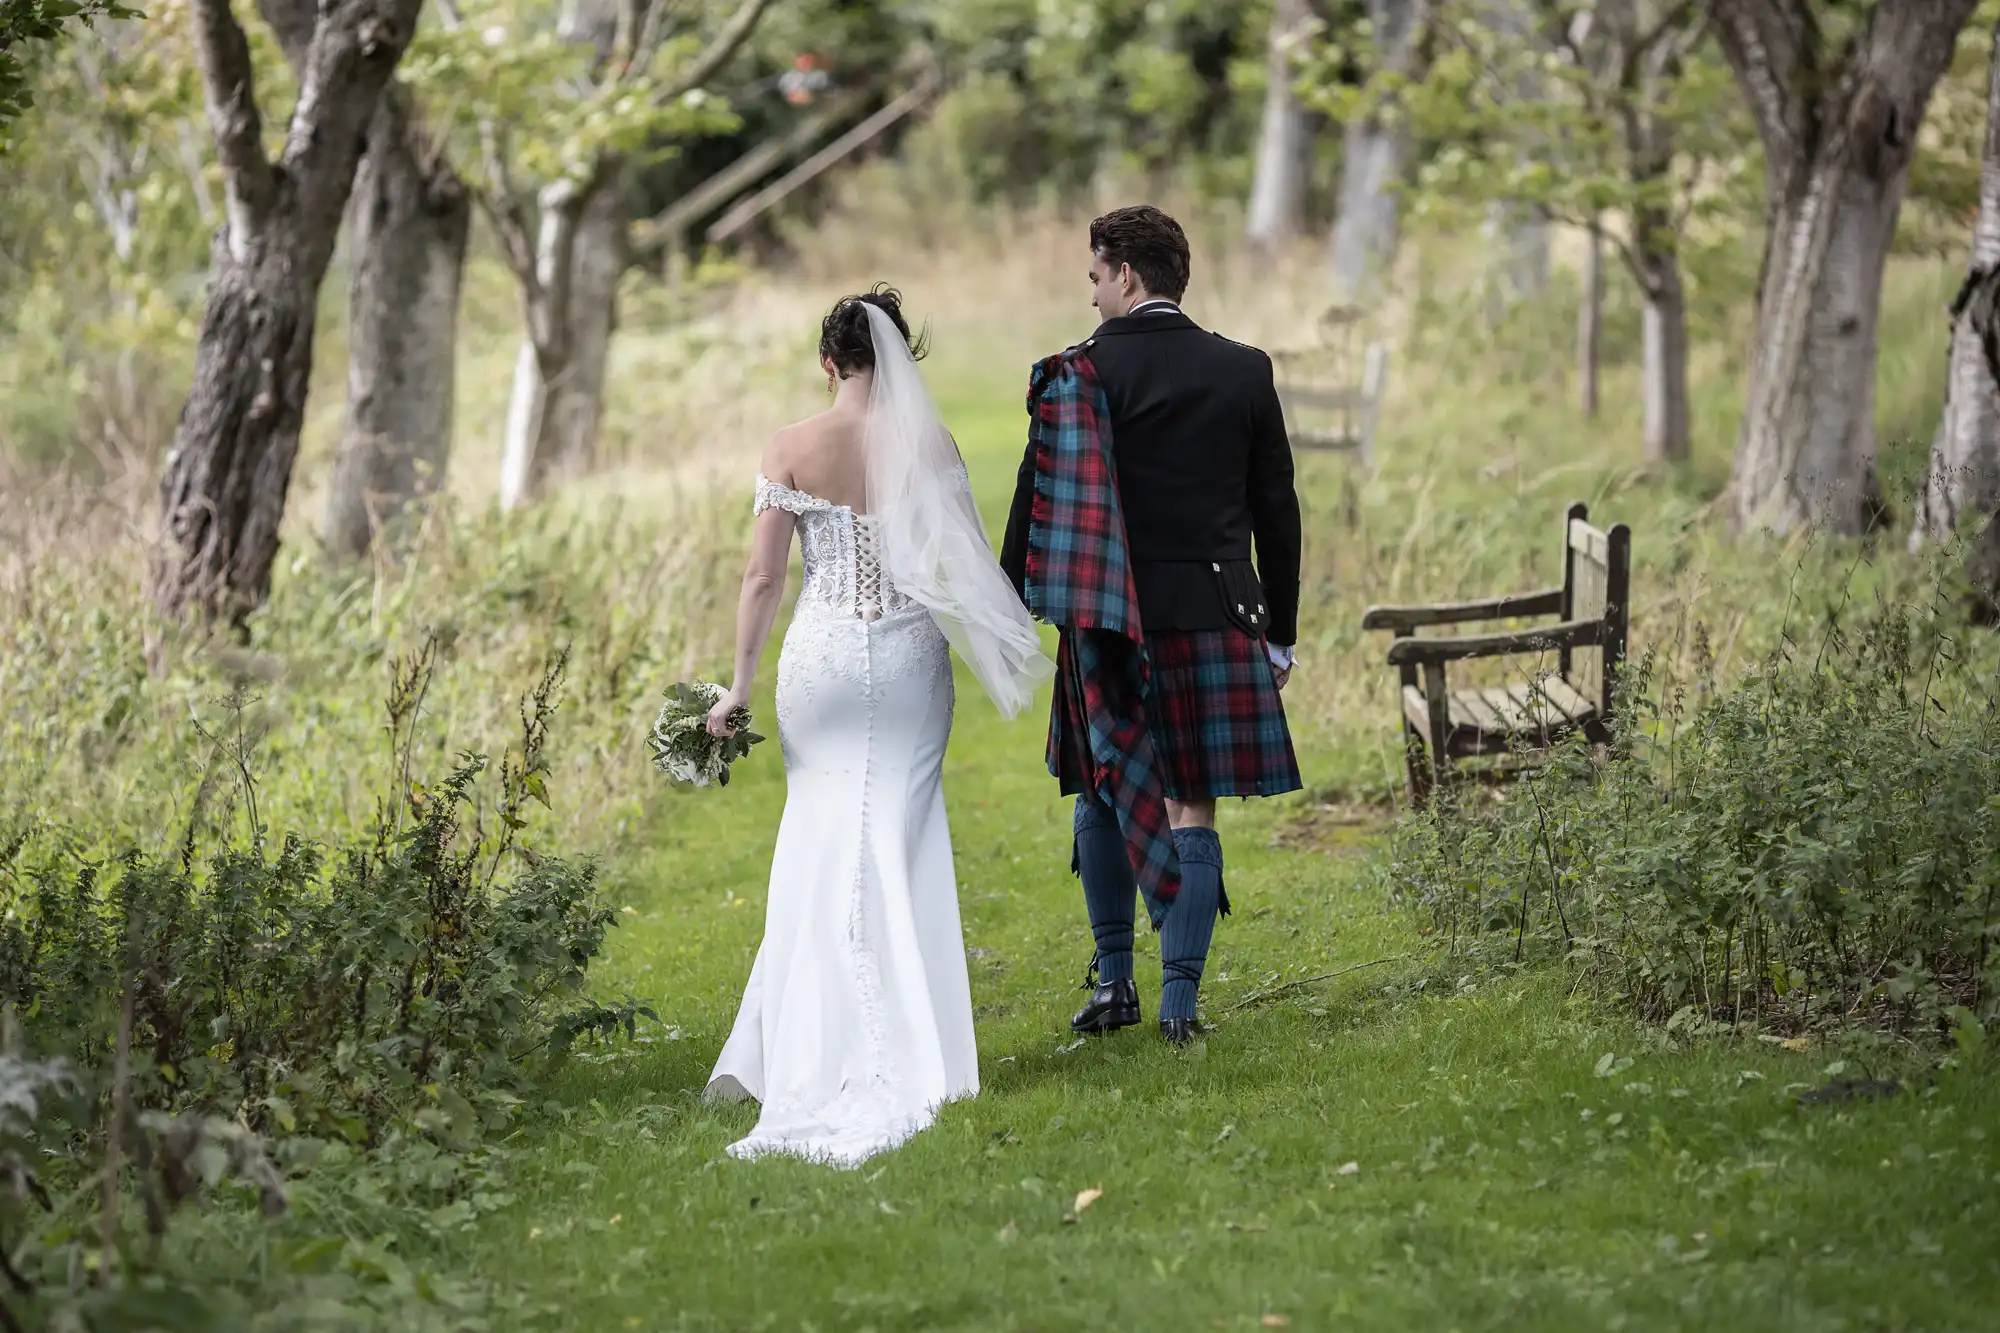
left=1385, top=571, right=2000, bottom=1042
left=0, top=633, right=634, bottom=1313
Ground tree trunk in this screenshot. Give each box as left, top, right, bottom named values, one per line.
left=498, top=174, right=624, bottom=509
left=1712, top=0, right=1978, bottom=535
left=1328, top=0, right=1423, bottom=304
left=1913, top=16, right=2000, bottom=602
left=1579, top=219, right=1602, bottom=417
left=157, top=0, right=423, bottom=624
left=157, top=235, right=317, bottom=621
left=322, top=84, right=469, bottom=558
left=1730, top=152, right=1908, bottom=532
left=1638, top=249, right=1691, bottom=463
left=1245, top=0, right=1310, bottom=250
left=1483, top=201, right=1550, bottom=323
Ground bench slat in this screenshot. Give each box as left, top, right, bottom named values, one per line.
left=1292, top=430, right=1363, bottom=451
left=1278, top=386, right=1368, bottom=410
left=1457, top=689, right=1510, bottom=736
left=1534, top=676, right=1596, bottom=725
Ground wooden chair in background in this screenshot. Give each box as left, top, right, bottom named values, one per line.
left=1360, top=502, right=1631, bottom=805
left=1271, top=306, right=1388, bottom=461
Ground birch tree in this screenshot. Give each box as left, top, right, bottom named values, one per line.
left=1914, top=13, right=2000, bottom=609
left=416, top=0, right=768, bottom=511
left=1246, top=0, right=1314, bottom=250
left=1323, top=0, right=1428, bottom=304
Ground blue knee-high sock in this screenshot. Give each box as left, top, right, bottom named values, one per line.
left=1160, top=827, right=1224, bottom=1022
left=1073, top=794, right=1137, bottom=985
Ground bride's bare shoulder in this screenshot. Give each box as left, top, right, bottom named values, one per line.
left=762, top=409, right=860, bottom=482
left=760, top=414, right=825, bottom=483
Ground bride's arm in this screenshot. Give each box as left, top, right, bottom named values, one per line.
left=706, top=507, right=796, bottom=736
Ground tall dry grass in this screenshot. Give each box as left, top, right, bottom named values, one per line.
left=2, top=172, right=1963, bottom=854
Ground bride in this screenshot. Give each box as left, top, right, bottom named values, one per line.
left=700, top=285, right=1053, bottom=1166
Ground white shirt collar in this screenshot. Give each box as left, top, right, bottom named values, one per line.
left=1127, top=299, right=1181, bottom=317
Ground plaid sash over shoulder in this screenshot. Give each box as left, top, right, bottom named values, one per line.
left=1023, top=347, right=1181, bottom=918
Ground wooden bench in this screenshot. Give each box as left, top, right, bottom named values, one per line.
left=1272, top=306, right=1387, bottom=459
left=1360, top=502, right=1631, bottom=805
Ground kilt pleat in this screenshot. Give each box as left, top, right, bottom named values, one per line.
left=1050, top=626, right=1302, bottom=801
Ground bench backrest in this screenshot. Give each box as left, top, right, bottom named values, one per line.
left=1272, top=314, right=1387, bottom=457
left=1558, top=502, right=1632, bottom=718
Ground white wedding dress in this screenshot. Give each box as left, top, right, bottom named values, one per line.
left=703, top=475, right=981, bottom=1166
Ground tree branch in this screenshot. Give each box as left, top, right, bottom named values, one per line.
left=629, top=84, right=868, bottom=254
left=189, top=0, right=276, bottom=250
left=1629, top=0, right=1699, bottom=70
left=434, top=0, right=541, bottom=296
left=649, top=0, right=771, bottom=106
left=276, top=0, right=428, bottom=245
left=253, top=0, right=316, bottom=66
left=475, top=122, right=541, bottom=289
left=630, top=0, right=681, bottom=72
left=1706, top=0, right=1809, bottom=166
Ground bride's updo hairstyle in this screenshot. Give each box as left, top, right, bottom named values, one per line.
left=820, top=282, right=929, bottom=379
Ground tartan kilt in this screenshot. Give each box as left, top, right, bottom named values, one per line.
left=1050, top=625, right=1303, bottom=801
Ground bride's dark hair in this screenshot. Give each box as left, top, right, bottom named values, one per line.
left=820, top=282, right=929, bottom=379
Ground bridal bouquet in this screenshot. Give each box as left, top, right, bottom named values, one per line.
left=648, top=681, right=765, bottom=788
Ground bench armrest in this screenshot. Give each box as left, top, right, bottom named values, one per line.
left=1386, top=618, right=1602, bottom=666
left=1361, top=587, right=1564, bottom=631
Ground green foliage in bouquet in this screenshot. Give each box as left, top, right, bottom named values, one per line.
left=649, top=681, right=764, bottom=788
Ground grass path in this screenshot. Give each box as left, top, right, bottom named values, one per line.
left=443, top=383, right=2000, bottom=1332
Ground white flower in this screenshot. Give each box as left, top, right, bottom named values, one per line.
left=647, top=680, right=762, bottom=790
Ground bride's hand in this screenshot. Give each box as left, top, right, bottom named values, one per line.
left=706, top=688, right=748, bottom=738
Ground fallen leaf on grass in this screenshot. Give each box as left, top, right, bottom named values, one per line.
left=1074, top=1187, right=1103, bottom=1214
left=997, top=1220, right=1018, bottom=1244
left=1336, top=1161, right=1360, bottom=1176
left=1263, top=1316, right=1292, bottom=1328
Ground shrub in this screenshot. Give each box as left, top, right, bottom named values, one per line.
left=1385, top=580, right=2000, bottom=1040
left=0, top=638, right=625, bottom=1328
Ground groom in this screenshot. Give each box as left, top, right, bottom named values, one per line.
left=1000, top=205, right=1303, bottom=1045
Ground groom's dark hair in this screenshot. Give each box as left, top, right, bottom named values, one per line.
left=1089, top=206, right=1190, bottom=302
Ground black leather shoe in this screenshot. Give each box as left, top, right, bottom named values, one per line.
left=1160, top=1017, right=1202, bottom=1047
left=1071, top=978, right=1141, bottom=1033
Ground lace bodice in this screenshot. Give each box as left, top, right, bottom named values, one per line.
left=755, top=475, right=917, bottom=622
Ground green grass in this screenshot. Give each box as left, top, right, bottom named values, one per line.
left=406, top=371, right=2000, bottom=1333
left=9, top=215, right=1999, bottom=1330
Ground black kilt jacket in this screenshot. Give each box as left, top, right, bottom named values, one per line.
left=1002, top=307, right=1305, bottom=801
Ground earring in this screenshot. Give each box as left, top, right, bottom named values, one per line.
left=826, top=373, right=836, bottom=397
